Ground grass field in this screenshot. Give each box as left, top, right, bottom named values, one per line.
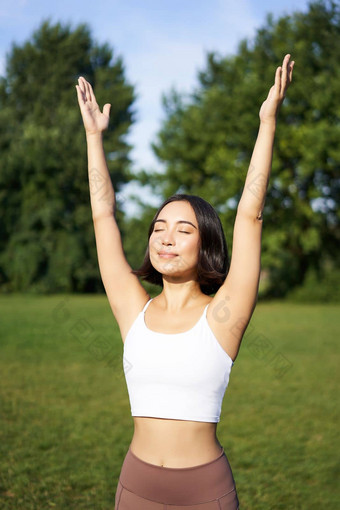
left=0, top=294, right=339, bottom=509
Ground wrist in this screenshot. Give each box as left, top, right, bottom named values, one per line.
left=259, top=118, right=277, bottom=130
left=85, top=131, right=103, bottom=142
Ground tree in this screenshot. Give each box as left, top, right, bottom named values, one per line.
left=0, top=20, right=135, bottom=292
left=139, top=0, right=339, bottom=298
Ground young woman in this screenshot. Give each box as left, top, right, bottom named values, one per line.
left=76, top=54, right=294, bottom=509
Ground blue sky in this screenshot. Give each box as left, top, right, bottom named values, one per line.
left=0, top=0, right=311, bottom=213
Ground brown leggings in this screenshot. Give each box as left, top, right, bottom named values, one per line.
left=114, top=446, right=239, bottom=509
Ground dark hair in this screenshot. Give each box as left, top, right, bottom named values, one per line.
left=132, top=194, right=230, bottom=295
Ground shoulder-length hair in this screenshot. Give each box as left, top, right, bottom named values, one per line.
left=131, top=194, right=230, bottom=295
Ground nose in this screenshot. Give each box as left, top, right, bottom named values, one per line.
left=161, top=231, right=175, bottom=246
left=151, top=227, right=176, bottom=252
left=153, top=227, right=176, bottom=247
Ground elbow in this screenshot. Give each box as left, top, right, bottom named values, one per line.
left=237, top=204, right=264, bottom=222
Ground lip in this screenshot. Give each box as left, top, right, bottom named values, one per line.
left=158, top=252, right=178, bottom=258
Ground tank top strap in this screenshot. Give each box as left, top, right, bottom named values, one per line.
left=197, top=303, right=210, bottom=328
left=142, top=298, right=153, bottom=313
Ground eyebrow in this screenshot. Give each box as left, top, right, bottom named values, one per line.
left=154, top=219, right=198, bottom=229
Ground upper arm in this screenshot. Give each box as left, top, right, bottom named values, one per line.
left=207, top=208, right=263, bottom=361
left=92, top=214, right=149, bottom=338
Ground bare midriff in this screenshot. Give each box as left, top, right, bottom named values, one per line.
left=129, top=416, right=223, bottom=468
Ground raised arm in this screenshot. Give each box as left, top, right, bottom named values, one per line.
left=76, top=77, right=149, bottom=340
left=238, top=54, right=294, bottom=218
left=207, top=55, right=294, bottom=362
left=76, top=77, right=113, bottom=219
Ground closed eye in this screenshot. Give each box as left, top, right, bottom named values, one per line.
left=154, top=229, right=191, bottom=234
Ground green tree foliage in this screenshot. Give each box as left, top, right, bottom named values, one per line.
left=0, top=20, right=135, bottom=292
left=139, top=0, right=339, bottom=298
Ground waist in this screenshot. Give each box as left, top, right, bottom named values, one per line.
left=131, top=416, right=221, bottom=467
left=118, top=444, right=237, bottom=505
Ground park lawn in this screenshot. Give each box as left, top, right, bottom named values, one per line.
left=0, top=294, right=339, bottom=509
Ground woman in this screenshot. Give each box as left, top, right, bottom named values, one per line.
left=76, top=54, right=294, bottom=509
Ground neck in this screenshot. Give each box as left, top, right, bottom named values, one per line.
left=157, top=278, right=204, bottom=311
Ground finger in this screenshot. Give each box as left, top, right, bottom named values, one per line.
left=288, top=60, right=295, bottom=83
left=82, top=79, right=92, bottom=102
left=75, top=84, right=85, bottom=105
left=79, top=77, right=91, bottom=104
left=78, top=77, right=86, bottom=95
left=76, top=83, right=88, bottom=106
left=283, top=59, right=294, bottom=95
left=274, top=66, right=281, bottom=95
left=103, top=103, right=111, bottom=117
left=78, top=77, right=98, bottom=106
left=280, top=54, right=290, bottom=95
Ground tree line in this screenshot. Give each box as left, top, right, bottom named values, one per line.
left=0, top=0, right=339, bottom=299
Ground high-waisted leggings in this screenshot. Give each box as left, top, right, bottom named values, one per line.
left=114, top=446, right=239, bottom=509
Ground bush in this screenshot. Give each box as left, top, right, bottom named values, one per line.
left=285, top=265, right=340, bottom=303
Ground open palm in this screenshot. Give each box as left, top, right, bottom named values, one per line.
left=259, top=54, right=294, bottom=123
left=76, top=76, right=111, bottom=134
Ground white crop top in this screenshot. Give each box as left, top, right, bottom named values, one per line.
left=123, top=298, right=234, bottom=423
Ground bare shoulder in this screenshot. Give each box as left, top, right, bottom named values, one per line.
left=110, top=290, right=151, bottom=343
left=206, top=286, right=254, bottom=363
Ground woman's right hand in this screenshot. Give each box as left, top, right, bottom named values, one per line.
left=76, top=76, right=111, bottom=135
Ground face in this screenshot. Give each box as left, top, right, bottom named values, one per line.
left=149, top=200, right=201, bottom=280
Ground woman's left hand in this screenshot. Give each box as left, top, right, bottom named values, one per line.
left=259, top=54, right=294, bottom=124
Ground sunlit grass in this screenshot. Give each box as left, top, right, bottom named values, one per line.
left=0, top=294, right=338, bottom=509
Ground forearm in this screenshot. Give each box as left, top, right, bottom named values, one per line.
left=238, top=119, right=276, bottom=219
left=86, top=132, right=115, bottom=219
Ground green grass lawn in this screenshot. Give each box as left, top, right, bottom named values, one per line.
left=0, top=294, right=339, bottom=509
